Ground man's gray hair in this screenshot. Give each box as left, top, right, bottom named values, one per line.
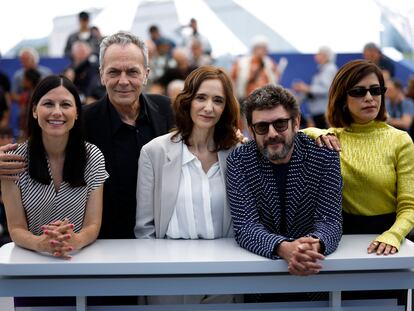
left=99, top=31, right=149, bottom=71
left=318, top=46, right=336, bottom=63
left=19, top=47, right=40, bottom=65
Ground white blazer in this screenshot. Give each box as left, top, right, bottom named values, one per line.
left=135, top=132, right=235, bottom=239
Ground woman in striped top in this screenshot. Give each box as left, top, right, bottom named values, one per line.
left=2, top=75, right=108, bottom=259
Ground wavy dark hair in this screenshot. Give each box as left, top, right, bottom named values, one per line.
left=327, top=59, right=387, bottom=127
left=172, top=65, right=240, bottom=150
left=243, top=84, right=299, bottom=126
left=28, top=75, right=86, bottom=187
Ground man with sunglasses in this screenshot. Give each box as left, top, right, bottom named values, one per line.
left=226, top=84, right=343, bottom=278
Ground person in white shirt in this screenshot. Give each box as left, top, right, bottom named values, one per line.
left=135, top=65, right=240, bottom=304
left=292, top=46, right=337, bottom=128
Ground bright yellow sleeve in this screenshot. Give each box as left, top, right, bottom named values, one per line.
left=375, top=132, right=414, bottom=249
left=301, top=127, right=338, bottom=139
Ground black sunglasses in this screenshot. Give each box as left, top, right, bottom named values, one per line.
left=251, top=118, right=292, bottom=135
left=347, top=86, right=386, bottom=98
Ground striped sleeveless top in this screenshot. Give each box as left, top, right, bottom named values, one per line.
left=12, top=142, right=108, bottom=235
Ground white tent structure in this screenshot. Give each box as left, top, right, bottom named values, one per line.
left=48, top=0, right=383, bottom=57
left=2, top=0, right=413, bottom=59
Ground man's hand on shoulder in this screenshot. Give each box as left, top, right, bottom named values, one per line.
left=0, top=144, right=26, bottom=180
left=315, top=134, right=341, bottom=152
left=276, top=237, right=325, bottom=276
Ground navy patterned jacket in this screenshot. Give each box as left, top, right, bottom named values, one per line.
left=226, top=132, right=343, bottom=259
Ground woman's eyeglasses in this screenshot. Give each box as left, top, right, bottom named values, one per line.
left=347, top=86, right=386, bottom=98
left=251, top=118, right=292, bottom=135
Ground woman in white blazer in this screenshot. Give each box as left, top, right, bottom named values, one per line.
left=135, top=66, right=241, bottom=304
left=136, top=65, right=240, bottom=239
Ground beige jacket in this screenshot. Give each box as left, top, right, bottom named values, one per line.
left=135, top=132, right=234, bottom=239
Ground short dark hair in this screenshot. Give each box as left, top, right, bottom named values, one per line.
left=79, top=11, right=89, bottom=21
left=327, top=59, right=387, bottom=127
left=363, top=42, right=381, bottom=53
left=28, top=75, right=86, bottom=187
left=24, top=68, right=41, bottom=88
left=172, top=65, right=240, bottom=151
left=149, top=25, right=159, bottom=33
left=243, top=84, right=299, bottom=126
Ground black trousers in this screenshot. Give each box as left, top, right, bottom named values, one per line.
left=342, top=211, right=407, bottom=306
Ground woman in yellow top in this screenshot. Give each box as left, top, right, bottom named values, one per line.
left=305, top=59, right=414, bottom=255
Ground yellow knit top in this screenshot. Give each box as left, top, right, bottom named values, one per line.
left=303, top=121, right=414, bottom=249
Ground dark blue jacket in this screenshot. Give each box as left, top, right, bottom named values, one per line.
left=226, top=132, right=342, bottom=259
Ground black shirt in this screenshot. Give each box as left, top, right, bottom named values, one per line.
left=379, top=56, right=395, bottom=77
left=0, top=71, right=9, bottom=121
left=270, top=162, right=289, bottom=236
left=72, top=55, right=103, bottom=99
left=102, top=100, right=155, bottom=238
left=0, top=71, right=10, bottom=93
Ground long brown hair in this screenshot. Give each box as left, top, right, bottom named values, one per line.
left=172, top=65, right=240, bottom=150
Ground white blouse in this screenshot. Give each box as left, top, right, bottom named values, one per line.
left=166, top=144, right=226, bottom=239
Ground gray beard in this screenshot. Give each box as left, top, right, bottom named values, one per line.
left=258, top=134, right=295, bottom=161
left=260, top=143, right=292, bottom=161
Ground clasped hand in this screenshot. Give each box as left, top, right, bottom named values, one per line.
left=278, top=237, right=325, bottom=276
left=40, top=218, right=76, bottom=259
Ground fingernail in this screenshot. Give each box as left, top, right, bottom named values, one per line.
left=54, top=252, right=61, bottom=257
left=50, top=240, right=55, bottom=245
left=70, top=224, right=74, bottom=229
left=68, top=246, right=73, bottom=251
left=44, top=230, right=49, bottom=235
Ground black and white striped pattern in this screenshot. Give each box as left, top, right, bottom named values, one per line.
left=226, top=132, right=343, bottom=259
left=12, top=142, right=108, bottom=236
